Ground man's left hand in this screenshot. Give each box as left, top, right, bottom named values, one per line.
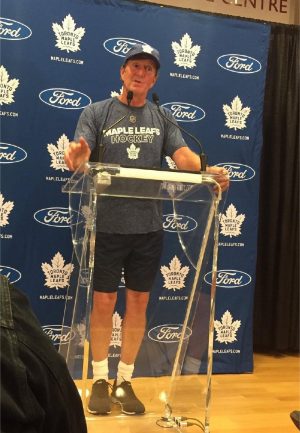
left=206, top=166, right=230, bottom=192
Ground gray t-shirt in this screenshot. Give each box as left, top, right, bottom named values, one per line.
left=74, top=97, right=187, bottom=233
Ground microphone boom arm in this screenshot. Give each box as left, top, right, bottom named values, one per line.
left=97, top=90, right=133, bottom=163
left=152, top=93, right=207, bottom=171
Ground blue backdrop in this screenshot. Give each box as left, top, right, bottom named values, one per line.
left=1, top=0, right=270, bottom=373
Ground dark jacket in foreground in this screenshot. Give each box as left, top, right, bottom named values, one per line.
left=0, top=275, right=87, bottom=433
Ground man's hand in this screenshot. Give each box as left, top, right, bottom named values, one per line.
left=64, top=136, right=91, bottom=171
left=172, top=147, right=230, bottom=192
left=206, top=165, right=230, bottom=192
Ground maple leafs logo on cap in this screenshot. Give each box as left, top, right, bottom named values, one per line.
left=142, top=44, right=154, bottom=54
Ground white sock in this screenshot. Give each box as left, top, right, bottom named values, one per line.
left=92, top=359, right=109, bottom=383
left=116, top=360, right=134, bottom=385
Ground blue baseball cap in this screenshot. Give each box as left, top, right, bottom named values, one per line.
left=123, top=43, right=160, bottom=69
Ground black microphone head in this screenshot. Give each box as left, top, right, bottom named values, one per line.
left=152, top=92, right=160, bottom=106
left=127, top=90, right=133, bottom=105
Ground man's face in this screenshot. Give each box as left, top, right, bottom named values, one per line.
left=120, top=58, right=158, bottom=99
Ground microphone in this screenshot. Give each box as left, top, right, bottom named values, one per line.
left=152, top=93, right=207, bottom=171
left=97, top=90, right=133, bottom=162
left=127, top=90, right=133, bottom=106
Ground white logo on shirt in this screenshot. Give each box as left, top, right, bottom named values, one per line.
left=127, top=143, right=140, bottom=159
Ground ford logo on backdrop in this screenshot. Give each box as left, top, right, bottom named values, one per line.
left=162, top=102, right=205, bottom=122
left=103, top=37, right=145, bottom=57
left=42, top=325, right=75, bottom=345
left=205, top=270, right=252, bottom=288
left=217, top=54, right=262, bottom=74
left=163, top=214, right=197, bottom=233
left=0, top=18, right=32, bottom=40
left=216, top=163, right=255, bottom=182
left=34, top=207, right=83, bottom=227
left=39, top=88, right=91, bottom=110
left=0, top=143, right=27, bottom=164
left=0, top=266, right=22, bottom=283
left=148, top=324, right=192, bottom=343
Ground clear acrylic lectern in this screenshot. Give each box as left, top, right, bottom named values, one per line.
left=60, top=162, right=222, bottom=433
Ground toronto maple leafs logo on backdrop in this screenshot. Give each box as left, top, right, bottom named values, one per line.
left=223, top=96, right=251, bottom=130
left=172, top=33, right=201, bottom=70
left=0, top=66, right=19, bottom=105
left=0, top=193, right=14, bottom=227
left=219, top=204, right=245, bottom=238
left=111, top=88, right=122, bottom=98
left=41, top=252, right=74, bottom=290
left=52, top=14, right=85, bottom=53
left=214, top=310, right=241, bottom=344
left=161, top=256, right=189, bottom=291
left=47, top=134, right=70, bottom=171
left=110, top=312, right=122, bottom=349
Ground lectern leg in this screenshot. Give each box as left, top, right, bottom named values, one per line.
left=82, top=339, right=90, bottom=410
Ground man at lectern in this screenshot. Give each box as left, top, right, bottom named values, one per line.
left=64, top=43, right=229, bottom=416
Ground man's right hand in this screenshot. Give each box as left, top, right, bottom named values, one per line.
left=64, top=136, right=91, bottom=171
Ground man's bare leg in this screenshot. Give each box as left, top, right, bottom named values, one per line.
left=120, top=288, right=150, bottom=365
left=90, top=291, right=117, bottom=362
left=88, top=291, right=117, bottom=414
left=110, top=288, right=149, bottom=414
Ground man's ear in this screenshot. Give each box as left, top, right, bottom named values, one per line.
left=120, top=64, right=127, bottom=79
left=149, top=75, right=158, bottom=89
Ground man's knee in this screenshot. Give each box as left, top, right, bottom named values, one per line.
left=92, top=292, right=117, bottom=315
left=126, top=289, right=149, bottom=313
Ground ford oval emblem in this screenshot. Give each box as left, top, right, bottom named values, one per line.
left=0, top=142, right=27, bottom=164
left=0, top=17, right=32, bottom=40
left=217, top=54, right=262, bottom=74
left=0, top=266, right=22, bottom=283
left=162, top=102, right=205, bottom=122
left=163, top=214, right=197, bottom=233
left=103, top=37, right=146, bottom=57
left=42, top=325, right=75, bottom=345
left=39, top=88, right=91, bottom=110
left=205, top=269, right=252, bottom=288
left=148, top=323, right=192, bottom=343
left=216, top=162, right=255, bottom=182
left=34, top=207, right=71, bottom=227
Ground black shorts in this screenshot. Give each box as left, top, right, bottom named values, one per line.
left=92, top=231, right=164, bottom=293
